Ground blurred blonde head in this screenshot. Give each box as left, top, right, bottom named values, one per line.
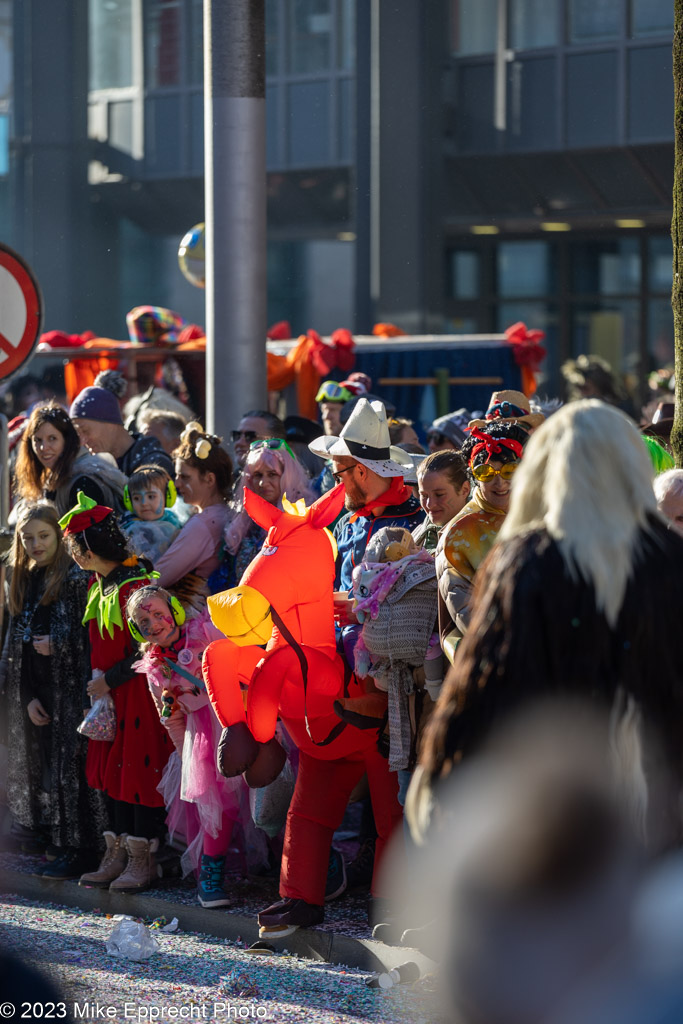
left=500, top=400, right=656, bottom=627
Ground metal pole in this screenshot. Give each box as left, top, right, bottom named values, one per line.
left=494, top=0, right=508, bottom=132
left=204, top=0, right=267, bottom=439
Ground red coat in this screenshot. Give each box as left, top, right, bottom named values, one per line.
left=85, top=570, right=171, bottom=806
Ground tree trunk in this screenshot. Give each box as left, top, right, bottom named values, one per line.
left=672, top=0, right=683, bottom=466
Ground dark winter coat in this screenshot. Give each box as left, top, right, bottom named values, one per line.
left=423, top=517, right=683, bottom=782
left=2, top=562, right=107, bottom=849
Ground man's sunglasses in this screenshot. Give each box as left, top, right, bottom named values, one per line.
left=249, top=437, right=296, bottom=460
left=231, top=429, right=259, bottom=443
left=427, top=432, right=446, bottom=445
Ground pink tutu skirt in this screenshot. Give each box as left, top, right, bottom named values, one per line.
left=158, top=705, right=270, bottom=876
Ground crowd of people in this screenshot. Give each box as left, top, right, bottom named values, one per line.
left=1, top=357, right=683, bottom=968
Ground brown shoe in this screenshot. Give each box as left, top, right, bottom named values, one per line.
left=79, top=832, right=128, bottom=888
left=109, top=835, right=162, bottom=894
left=257, top=898, right=324, bottom=939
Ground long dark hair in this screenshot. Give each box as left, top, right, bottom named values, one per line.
left=65, top=511, right=134, bottom=565
left=8, top=504, right=73, bottom=615
left=14, top=402, right=80, bottom=501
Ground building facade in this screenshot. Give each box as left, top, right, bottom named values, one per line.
left=1, top=0, right=676, bottom=397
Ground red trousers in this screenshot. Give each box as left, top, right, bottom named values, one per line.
left=280, top=745, right=402, bottom=906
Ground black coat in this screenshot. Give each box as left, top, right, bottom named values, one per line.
left=423, top=516, right=683, bottom=781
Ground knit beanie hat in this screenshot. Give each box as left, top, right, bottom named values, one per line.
left=69, top=386, right=123, bottom=425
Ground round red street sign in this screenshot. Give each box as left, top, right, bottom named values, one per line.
left=0, top=244, right=43, bottom=382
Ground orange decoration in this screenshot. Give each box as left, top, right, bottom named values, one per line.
left=504, top=321, right=546, bottom=398
left=372, top=322, right=407, bottom=338
left=55, top=308, right=355, bottom=417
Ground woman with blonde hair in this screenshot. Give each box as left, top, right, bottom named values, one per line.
left=1, top=503, right=106, bottom=876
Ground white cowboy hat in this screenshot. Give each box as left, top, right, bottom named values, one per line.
left=309, top=398, right=408, bottom=478
left=393, top=447, right=427, bottom=485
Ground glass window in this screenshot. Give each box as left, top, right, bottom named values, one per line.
left=649, top=236, right=673, bottom=292
left=337, top=0, right=355, bottom=70
left=288, top=81, right=329, bottom=164
left=0, top=114, right=7, bottom=176
left=445, top=315, right=479, bottom=333
left=510, top=0, right=558, bottom=49
left=452, top=0, right=497, bottom=55
left=338, top=77, right=354, bottom=163
left=571, top=300, right=640, bottom=376
left=266, top=0, right=279, bottom=76
left=189, top=0, right=203, bottom=84
left=289, top=0, right=332, bottom=74
left=498, top=241, right=555, bottom=297
left=568, top=0, right=620, bottom=44
left=89, top=0, right=134, bottom=90
left=146, top=0, right=182, bottom=89
left=648, top=298, right=674, bottom=367
left=266, top=84, right=279, bottom=167
left=450, top=251, right=480, bottom=299
left=631, top=0, right=673, bottom=38
left=571, top=239, right=640, bottom=296
left=0, top=0, right=11, bottom=104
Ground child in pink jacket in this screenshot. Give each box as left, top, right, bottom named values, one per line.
left=126, top=584, right=249, bottom=907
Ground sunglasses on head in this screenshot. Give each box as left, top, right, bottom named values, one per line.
left=231, top=429, right=259, bottom=443
left=471, top=461, right=518, bottom=482
left=249, top=437, right=296, bottom=460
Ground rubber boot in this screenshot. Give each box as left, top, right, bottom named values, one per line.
left=109, top=835, right=162, bottom=893
left=79, top=832, right=128, bottom=888
left=197, top=854, right=230, bottom=908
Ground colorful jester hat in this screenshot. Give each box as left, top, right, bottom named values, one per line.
left=59, top=492, right=157, bottom=638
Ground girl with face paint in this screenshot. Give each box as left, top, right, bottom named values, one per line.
left=126, top=586, right=255, bottom=908
left=2, top=503, right=108, bottom=877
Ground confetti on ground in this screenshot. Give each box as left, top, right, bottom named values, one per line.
left=0, top=847, right=375, bottom=940
left=0, top=895, right=443, bottom=1023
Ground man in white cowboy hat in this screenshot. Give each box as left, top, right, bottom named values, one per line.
left=309, top=398, right=424, bottom=631
left=308, top=398, right=423, bottom=926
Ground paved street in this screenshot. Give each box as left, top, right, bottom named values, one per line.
left=0, top=895, right=442, bottom=1024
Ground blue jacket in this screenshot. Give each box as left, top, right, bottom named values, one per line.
left=333, top=496, right=425, bottom=592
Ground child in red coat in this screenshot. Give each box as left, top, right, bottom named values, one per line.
left=60, top=493, right=172, bottom=892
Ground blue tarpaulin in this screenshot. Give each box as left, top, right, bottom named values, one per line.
left=352, top=341, right=523, bottom=424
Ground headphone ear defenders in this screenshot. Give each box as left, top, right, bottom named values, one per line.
left=165, top=478, right=178, bottom=508
left=127, top=618, right=145, bottom=643
left=168, top=592, right=186, bottom=626
left=127, top=587, right=186, bottom=643
left=123, top=477, right=177, bottom=513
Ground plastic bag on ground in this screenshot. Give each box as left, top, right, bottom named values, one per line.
left=105, top=916, right=160, bottom=961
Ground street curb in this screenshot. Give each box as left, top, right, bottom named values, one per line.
left=0, top=868, right=436, bottom=974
